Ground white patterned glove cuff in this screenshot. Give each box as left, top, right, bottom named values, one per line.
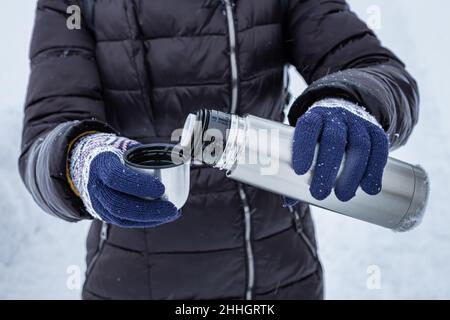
left=69, top=133, right=138, bottom=219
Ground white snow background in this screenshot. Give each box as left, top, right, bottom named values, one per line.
left=0, top=0, right=449, bottom=299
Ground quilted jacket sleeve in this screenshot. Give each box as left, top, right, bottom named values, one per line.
left=285, top=0, right=419, bottom=148
left=19, top=0, right=115, bottom=222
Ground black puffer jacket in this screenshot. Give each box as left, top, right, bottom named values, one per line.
left=20, top=0, right=418, bottom=300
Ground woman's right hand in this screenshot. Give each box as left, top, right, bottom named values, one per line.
left=69, top=133, right=180, bottom=228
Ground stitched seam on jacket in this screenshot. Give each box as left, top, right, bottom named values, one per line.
left=105, top=239, right=243, bottom=255
left=84, top=288, right=112, bottom=300
left=240, top=22, right=281, bottom=34
left=101, top=239, right=145, bottom=254
left=94, top=22, right=281, bottom=43
left=147, top=245, right=243, bottom=256
left=30, top=47, right=94, bottom=65
left=26, top=94, right=102, bottom=113
left=103, top=88, right=141, bottom=92
left=149, top=66, right=283, bottom=90
left=85, top=287, right=242, bottom=300
left=255, top=265, right=320, bottom=296
left=253, top=225, right=293, bottom=242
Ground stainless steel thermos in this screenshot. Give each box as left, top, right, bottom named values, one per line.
left=180, top=109, right=429, bottom=232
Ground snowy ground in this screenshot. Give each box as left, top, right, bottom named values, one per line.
left=0, top=0, right=449, bottom=299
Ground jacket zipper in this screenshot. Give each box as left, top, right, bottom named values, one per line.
left=222, top=0, right=239, bottom=114
left=288, top=206, right=318, bottom=259
left=238, top=184, right=255, bottom=300
left=222, top=0, right=254, bottom=300
left=86, top=222, right=109, bottom=275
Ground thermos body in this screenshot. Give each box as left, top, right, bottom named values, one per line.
left=225, top=115, right=429, bottom=231
left=181, top=110, right=429, bottom=232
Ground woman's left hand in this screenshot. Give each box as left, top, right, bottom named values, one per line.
left=292, top=98, right=389, bottom=202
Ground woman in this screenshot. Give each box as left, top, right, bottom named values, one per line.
left=20, top=0, right=418, bottom=299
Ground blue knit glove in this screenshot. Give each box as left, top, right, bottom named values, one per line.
left=70, top=133, right=180, bottom=228
left=292, top=98, right=389, bottom=202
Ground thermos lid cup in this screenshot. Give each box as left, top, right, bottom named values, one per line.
left=124, top=144, right=190, bottom=210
